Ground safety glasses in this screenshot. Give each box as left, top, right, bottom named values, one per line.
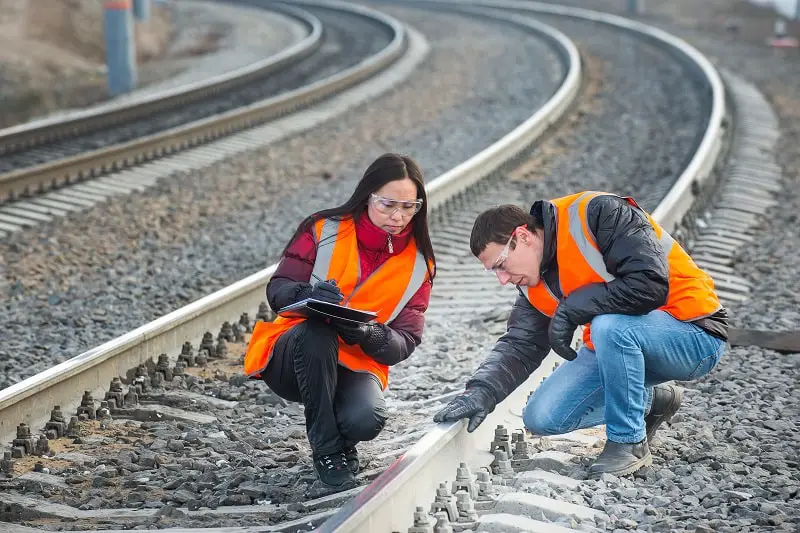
left=370, top=193, right=423, bottom=217
left=486, top=231, right=517, bottom=273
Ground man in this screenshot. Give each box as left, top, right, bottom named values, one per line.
left=434, top=191, right=728, bottom=476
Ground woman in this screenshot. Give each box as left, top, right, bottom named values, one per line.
left=244, top=153, right=436, bottom=491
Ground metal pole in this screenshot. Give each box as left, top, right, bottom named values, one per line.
left=627, top=0, right=638, bottom=15
left=103, top=0, right=138, bottom=96
left=133, top=0, right=151, bottom=22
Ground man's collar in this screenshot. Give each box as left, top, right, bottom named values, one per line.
left=530, top=200, right=557, bottom=274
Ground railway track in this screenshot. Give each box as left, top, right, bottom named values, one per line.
left=0, top=1, right=786, bottom=532
left=0, top=0, right=407, bottom=234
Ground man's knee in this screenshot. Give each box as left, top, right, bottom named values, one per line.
left=589, top=314, right=632, bottom=348
left=523, top=395, right=565, bottom=436
left=338, top=400, right=388, bottom=442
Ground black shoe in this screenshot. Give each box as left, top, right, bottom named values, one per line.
left=588, top=439, right=652, bottom=478
left=343, top=445, right=359, bottom=474
left=645, top=384, right=684, bottom=442
left=313, top=452, right=356, bottom=489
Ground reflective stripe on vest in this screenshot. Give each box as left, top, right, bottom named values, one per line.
left=526, top=191, right=722, bottom=350
left=311, top=217, right=340, bottom=283
left=243, top=217, right=429, bottom=389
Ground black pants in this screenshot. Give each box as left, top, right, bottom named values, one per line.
left=261, top=319, right=388, bottom=456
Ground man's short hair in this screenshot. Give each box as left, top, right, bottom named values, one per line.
left=470, top=204, right=542, bottom=257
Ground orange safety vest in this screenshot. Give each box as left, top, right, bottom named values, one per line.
left=243, top=216, right=430, bottom=390
left=526, top=191, right=722, bottom=351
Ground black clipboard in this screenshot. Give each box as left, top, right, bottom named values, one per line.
left=277, top=298, right=378, bottom=325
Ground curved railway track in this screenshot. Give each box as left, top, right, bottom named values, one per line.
left=0, top=1, right=783, bottom=532
left=0, top=0, right=406, bottom=213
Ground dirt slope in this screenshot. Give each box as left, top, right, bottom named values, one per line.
left=0, top=0, right=173, bottom=127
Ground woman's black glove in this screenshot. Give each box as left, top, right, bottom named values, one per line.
left=433, top=385, right=497, bottom=433
left=334, top=321, right=392, bottom=354
left=335, top=322, right=370, bottom=345
left=311, top=280, right=344, bottom=304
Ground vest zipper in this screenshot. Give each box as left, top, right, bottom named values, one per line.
left=344, top=234, right=394, bottom=305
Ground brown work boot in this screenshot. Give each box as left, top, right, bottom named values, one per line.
left=588, top=439, right=652, bottom=478
left=645, top=384, right=684, bottom=442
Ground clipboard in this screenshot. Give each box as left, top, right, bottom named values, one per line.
left=277, top=298, right=378, bottom=325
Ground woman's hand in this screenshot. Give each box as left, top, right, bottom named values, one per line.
left=311, top=280, right=344, bottom=304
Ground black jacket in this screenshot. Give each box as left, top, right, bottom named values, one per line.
left=467, top=194, right=728, bottom=403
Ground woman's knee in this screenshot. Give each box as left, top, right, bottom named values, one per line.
left=338, top=400, right=388, bottom=442
left=296, top=319, right=339, bottom=357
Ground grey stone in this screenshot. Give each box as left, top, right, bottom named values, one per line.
left=170, top=489, right=196, bottom=504
left=238, top=481, right=268, bottom=498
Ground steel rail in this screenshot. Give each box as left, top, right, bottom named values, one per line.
left=313, top=1, right=727, bottom=532
left=0, top=0, right=407, bottom=204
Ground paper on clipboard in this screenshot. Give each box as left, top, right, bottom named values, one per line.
left=277, top=298, right=378, bottom=325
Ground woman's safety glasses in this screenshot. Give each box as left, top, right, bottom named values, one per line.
left=370, top=193, right=423, bottom=217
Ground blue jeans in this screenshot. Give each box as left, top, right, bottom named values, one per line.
left=522, top=311, right=726, bottom=443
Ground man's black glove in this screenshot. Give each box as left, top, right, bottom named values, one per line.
left=548, top=303, right=578, bottom=361
left=433, top=385, right=497, bottom=433
left=311, top=280, right=344, bottom=305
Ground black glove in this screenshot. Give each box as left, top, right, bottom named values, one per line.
left=433, top=385, right=497, bottom=433
left=335, top=321, right=369, bottom=346
left=311, top=280, right=344, bottom=305
left=548, top=304, right=578, bottom=361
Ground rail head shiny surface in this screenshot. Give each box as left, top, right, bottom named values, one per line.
left=313, top=1, right=727, bottom=532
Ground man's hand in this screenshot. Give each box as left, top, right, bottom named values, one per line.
left=433, top=386, right=497, bottom=432
left=548, top=305, right=578, bottom=361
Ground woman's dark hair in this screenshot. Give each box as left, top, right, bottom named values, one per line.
left=469, top=204, right=543, bottom=257
left=284, top=153, right=436, bottom=281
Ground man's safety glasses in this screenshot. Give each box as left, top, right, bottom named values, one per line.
left=486, top=231, right=516, bottom=273
left=370, top=193, right=423, bottom=217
